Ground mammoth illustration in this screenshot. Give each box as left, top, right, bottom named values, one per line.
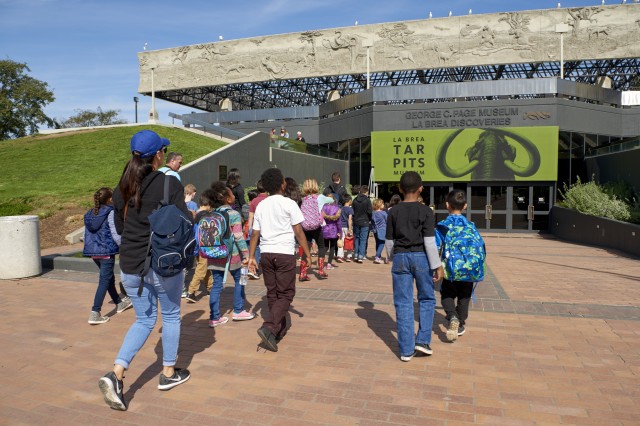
left=436, top=128, right=541, bottom=180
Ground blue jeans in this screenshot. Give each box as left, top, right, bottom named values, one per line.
left=209, top=267, right=245, bottom=319
left=116, top=270, right=183, bottom=368
left=354, top=225, right=369, bottom=259
left=391, top=252, right=436, bottom=357
left=374, top=235, right=385, bottom=258
left=91, top=256, right=120, bottom=312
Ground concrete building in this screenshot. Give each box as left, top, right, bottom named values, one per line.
left=138, top=4, right=640, bottom=232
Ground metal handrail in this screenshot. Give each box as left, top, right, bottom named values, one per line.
left=585, top=138, right=640, bottom=157
left=168, top=113, right=247, bottom=140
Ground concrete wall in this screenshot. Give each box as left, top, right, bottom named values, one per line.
left=550, top=206, right=640, bottom=257
left=179, top=132, right=348, bottom=193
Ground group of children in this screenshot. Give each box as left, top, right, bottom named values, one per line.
left=85, top=169, right=483, bottom=362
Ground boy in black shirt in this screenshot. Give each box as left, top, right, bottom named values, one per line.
left=385, top=172, right=444, bottom=361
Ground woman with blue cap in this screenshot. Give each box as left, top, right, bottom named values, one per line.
left=98, top=130, right=191, bottom=411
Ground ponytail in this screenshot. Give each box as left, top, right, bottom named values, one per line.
left=118, top=154, right=154, bottom=210
left=93, top=187, right=114, bottom=215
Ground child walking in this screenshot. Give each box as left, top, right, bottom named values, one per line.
left=83, top=187, right=132, bottom=324
left=336, top=195, right=353, bottom=262
left=248, top=168, right=311, bottom=352
left=321, top=194, right=342, bottom=270
left=385, top=172, right=444, bottom=361
left=371, top=198, right=388, bottom=264
left=435, top=189, right=486, bottom=341
left=185, top=189, right=216, bottom=303
left=207, top=182, right=255, bottom=326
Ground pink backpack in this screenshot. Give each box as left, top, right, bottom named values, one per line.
left=300, top=195, right=323, bottom=231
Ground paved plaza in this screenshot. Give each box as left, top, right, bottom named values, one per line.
left=1, top=234, right=639, bottom=425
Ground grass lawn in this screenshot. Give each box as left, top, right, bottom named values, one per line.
left=0, top=125, right=226, bottom=216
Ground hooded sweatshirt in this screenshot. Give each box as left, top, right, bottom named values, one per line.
left=351, top=193, right=373, bottom=227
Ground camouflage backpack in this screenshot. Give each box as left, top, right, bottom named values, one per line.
left=436, top=215, right=486, bottom=282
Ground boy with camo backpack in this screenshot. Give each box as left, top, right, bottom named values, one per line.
left=435, top=189, right=486, bottom=342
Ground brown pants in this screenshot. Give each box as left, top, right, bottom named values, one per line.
left=187, top=255, right=213, bottom=294
left=260, top=253, right=296, bottom=337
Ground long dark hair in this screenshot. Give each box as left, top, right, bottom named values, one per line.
left=284, top=177, right=302, bottom=205
left=93, top=187, right=113, bottom=215
left=118, top=154, right=155, bottom=209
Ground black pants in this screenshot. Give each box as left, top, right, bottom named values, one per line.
left=302, top=228, right=326, bottom=261
left=440, top=279, right=474, bottom=325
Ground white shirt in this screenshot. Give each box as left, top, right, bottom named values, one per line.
left=253, top=194, right=304, bottom=255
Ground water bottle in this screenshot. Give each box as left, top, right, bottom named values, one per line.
left=240, top=266, right=248, bottom=286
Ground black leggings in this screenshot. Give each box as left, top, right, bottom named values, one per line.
left=302, top=228, right=326, bottom=261
left=324, top=238, right=338, bottom=264
left=440, top=279, right=474, bottom=325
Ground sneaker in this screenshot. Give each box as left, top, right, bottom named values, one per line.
left=415, top=343, right=433, bottom=355
left=400, top=351, right=415, bottom=362
left=373, top=257, right=382, bottom=264
left=158, top=368, right=191, bottom=391
left=116, top=297, right=133, bottom=314
left=209, top=317, right=229, bottom=327
left=356, top=258, right=363, bottom=264
left=345, top=257, right=352, bottom=262
left=335, top=257, right=344, bottom=263
left=446, top=317, right=460, bottom=342
left=384, top=258, right=390, bottom=264
left=88, top=311, right=109, bottom=325
left=248, top=271, right=260, bottom=280
left=98, top=371, right=127, bottom=411
left=185, top=292, right=198, bottom=303
left=232, top=310, right=256, bottom=321
left=326, top=263, right=334, bottom=270
left=257, top=326, right=278, bottom=352
left=181, top=289, right=188, bottom=298
left=457, top=325, right=466, bottom=336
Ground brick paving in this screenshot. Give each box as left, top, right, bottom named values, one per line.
left=1, top=234, right=639, bottom=424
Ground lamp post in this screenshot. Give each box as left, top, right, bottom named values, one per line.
left=133, top=96, right=139, bottom=123
left=555, top=23, right=570, bottom=79
left=362, top=39, right=373, bottom=89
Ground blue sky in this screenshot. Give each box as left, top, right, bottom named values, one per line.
left=1, top=0, right=596, bottom=128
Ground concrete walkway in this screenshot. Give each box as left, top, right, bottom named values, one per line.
left=1, top=235, right=639, bottom=424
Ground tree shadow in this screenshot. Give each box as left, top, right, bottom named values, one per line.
left=123, top=309, right=212, bottom=404
left=354, top=301, right=397, bottom=356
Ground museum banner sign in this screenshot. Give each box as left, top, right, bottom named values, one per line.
left=371, top=126, right=559, bottom=182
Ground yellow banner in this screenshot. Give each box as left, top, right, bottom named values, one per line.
left=371, top=127, right=558, bottom=182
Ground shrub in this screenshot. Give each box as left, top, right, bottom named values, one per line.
left=559, top=177, right=630, bottom=221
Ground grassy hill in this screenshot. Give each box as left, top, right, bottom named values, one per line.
left=0, top=125, right=227, bottom=217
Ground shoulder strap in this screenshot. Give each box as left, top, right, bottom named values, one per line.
left=138, top=174, right=171, bottom=296
left=162, top=174, right=171, bottom=206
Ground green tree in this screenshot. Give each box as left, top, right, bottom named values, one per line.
left=0, top=59, right=56, bottom=140
left=59, top=107, right=127, bottom=128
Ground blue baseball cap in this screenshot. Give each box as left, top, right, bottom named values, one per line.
left=130, top=130, right=170, bottom=158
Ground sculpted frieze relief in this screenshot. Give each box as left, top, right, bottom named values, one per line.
left=138, top=5, right=640, bottom=92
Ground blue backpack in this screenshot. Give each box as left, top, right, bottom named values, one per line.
left=138, top=176, right=195, bottom=294
left=436, top=215, right=486, bottom=282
